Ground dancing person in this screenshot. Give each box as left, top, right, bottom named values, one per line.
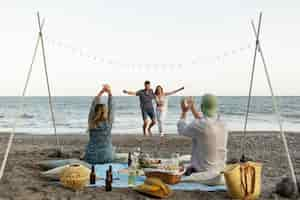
left=177, top=94, right=228, bottom=185
left=154, top=85, right=184, bottom=137
left=85, top=84, right=114, bottom=164
left=123, top=80, right=156, bottom=136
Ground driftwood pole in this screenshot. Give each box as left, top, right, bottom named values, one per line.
left=37, top=12, right=62, bottom=152
left=251, top=18, right=298, bottom=196
left=241, top=12, right=263, bottom=159
left=0, top=17, right=45, bottom=181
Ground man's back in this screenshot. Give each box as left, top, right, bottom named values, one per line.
left=178, top=116, right=228, bottom=172
left=202, top=117, right=228, bottom=171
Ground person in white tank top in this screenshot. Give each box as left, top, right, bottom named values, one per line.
left=154, top=85, right=184, bottom=136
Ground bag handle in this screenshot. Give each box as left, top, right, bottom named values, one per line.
left=240, top=163, right=256, bottom=200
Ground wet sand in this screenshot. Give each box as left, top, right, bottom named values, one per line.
left=0, top=131, right=299, bottom=200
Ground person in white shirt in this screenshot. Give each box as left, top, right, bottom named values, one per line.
left=154, top=85, right=184, bottom=137
left=177, top=94, right=228, bottom=185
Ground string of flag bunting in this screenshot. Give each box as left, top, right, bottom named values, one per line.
left=44, top=34, right=253, bottom=72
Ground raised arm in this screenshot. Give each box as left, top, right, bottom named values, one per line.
left=177, top=97, right=203, bottom=137
left=88, top=90, right=104, bottom=127
left=177, top=113, right=201, bottom=138
left=107, top=90, right=114, bottom=124
left=190, top=98, right=202, bottom=119
left=177, top=98, right=198, bottom=137
left=123, top=89, right=137, bottom=96
left=165, top=86, right=184, bottom=96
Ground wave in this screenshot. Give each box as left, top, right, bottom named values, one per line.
left=19, top=113, right=34, bottom=119
left=55, top=122, right=72, bottom=127
left=69, top=125, right=86, bottom=128
left=0, top=115, right=4, bottom=118
left=282, top=113, right=300, bottom=119
left=221, top=111, right=245, bottom=116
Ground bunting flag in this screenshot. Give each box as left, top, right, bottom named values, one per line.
left=43, top=34, right=252, bottom=72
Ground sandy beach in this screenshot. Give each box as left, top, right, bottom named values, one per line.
left=0, top=131, right=299, bottom=200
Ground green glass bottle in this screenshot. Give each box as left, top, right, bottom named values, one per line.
left=128, top=168, right=136, bottom=187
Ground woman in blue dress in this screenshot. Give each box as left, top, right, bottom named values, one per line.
left=85, top=84, right=114, bottom=164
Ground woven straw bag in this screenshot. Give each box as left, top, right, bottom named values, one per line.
left=223, top=161, right=262, bottom=200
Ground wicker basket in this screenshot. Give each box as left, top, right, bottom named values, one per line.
left=144, top=171, right=180, bottom=185
left=60, top=164, right=90, bottom=190
left=144, top=168, right=185, bottom=185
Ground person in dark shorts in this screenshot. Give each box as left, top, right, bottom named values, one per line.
left=123, top=80, right=156, bottom=136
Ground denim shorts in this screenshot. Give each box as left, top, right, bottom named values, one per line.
left=141, top=107, right=156, bottom=121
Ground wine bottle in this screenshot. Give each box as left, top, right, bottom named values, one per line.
left=128, top=152, right=132, bottom=167
left=108, top=165, right=113, bottom=183
left=105, top=170, right=112, bottom=191
left=90, top=165, right=96, bottom=185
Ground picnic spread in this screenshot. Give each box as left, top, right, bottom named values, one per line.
left=39, top=151, right=227, bottom=198
left=88, top=163, right=226, bottom=191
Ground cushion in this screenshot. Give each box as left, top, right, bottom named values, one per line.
left=37, top=159, right=90, bottom=170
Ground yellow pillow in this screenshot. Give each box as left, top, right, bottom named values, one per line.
left=60, top=164, right=90, bottom=191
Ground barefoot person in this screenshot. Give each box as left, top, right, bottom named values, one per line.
left=123, top=81, right=156, bottom=136
left=154, top=85, right=184, bottom=137
left=177, top=94, right=228, bottom=185
left=85, top=84, right=114, bottom=164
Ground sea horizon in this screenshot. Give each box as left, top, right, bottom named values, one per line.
left=0, top=96, right=299, bottom=134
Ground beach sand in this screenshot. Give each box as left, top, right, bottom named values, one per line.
left=0, top=131, right=299, bottom=200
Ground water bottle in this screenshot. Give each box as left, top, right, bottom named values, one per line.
left=128, top=168, right=136, bottom=187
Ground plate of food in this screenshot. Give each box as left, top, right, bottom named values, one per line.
left=143, top=166, right=185, bottom=185
left=139, top=158, right=162, bottom=169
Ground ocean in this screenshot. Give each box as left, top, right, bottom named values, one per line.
left=0, top=96, right=299, bottom=134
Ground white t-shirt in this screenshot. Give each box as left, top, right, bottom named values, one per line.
left=155, top=95, right=168, bottom=110
left=177, top=115, right=228, bottom=172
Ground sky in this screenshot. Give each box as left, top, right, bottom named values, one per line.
left=0, top=0, right=300, bottom=96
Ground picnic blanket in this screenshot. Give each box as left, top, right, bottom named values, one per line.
left=88, top=163, right=227, bottom=192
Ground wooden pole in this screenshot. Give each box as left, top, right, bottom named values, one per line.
left=251, top=19, right=299, bottom=196
left=241, top=12, right=263, bottom=159
left=0, top=18, right=45, bottom=181
left=26, top=19, right=44, bottom=145
left=23, top=19, right=45, bottom=96
left=37, top=12, right=62, bottom=152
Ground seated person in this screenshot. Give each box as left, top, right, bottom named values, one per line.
left=85, top=84, right=114, bottom=164
left=177, top=94, right=228, bottom=185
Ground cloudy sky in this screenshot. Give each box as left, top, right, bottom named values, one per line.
left=0, top=0, right=299, bottom=96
